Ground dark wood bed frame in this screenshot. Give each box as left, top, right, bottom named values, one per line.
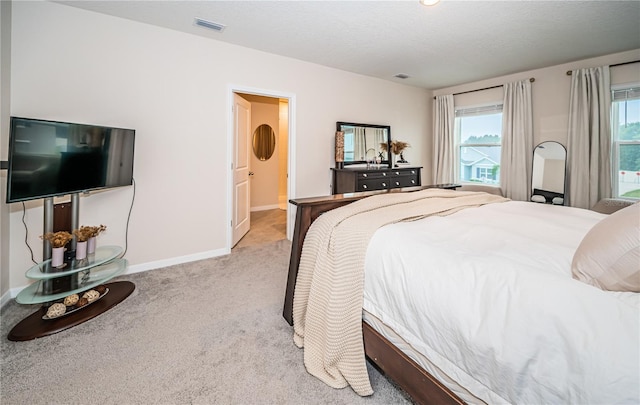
left=282, top=185, right=465, bottom=405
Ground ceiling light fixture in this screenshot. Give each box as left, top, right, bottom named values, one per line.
left=194, top=17, right=226, bottom=32
left=394, top=73, right=410, bottom=79
left=420, top=0, right=441, bottom=6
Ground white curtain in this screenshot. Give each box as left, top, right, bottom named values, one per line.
left=373, top=128, right=386, bottom=146
left=353, top=127, right=366, bottom=161
left=566, top=66, right=611, bottom=209
left=433, top=94, right=455, bottom=183
left=373, top=128, right=386, bottom=159
left=501, top=79, right=533, bottom=201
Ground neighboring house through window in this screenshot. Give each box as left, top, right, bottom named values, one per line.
left=455, top=104, right=503, bottom=184
left=611, top=86, right=640, bottom=199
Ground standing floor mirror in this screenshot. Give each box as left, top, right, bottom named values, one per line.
left=531, top=141, right=566, bottom=205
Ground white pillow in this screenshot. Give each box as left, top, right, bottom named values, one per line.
left=531, top=195, right=546, bottom=203
left=571, top=203, right=640, bottom=292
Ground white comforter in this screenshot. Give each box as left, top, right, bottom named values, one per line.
left=363, top=201, right=640, bottom=404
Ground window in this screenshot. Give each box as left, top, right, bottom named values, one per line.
left=611, top=87, right=640, bottom=199
left=455, top=104, right=503, bottom=184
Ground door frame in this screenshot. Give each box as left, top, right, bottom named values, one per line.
left=226, top=84, right=297, bottom=251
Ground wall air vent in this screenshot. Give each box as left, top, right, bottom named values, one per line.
left=394, top=73, right=410, bottom=79
left=194, top=17, right=226, bottom=32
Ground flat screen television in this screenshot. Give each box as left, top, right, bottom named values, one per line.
left=6, top=117, right=135, bottom=203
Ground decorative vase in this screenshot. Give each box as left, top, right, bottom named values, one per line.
left=87, top=236, right=97, bottom=254
left=51, top=247, right=65, bottom=267
left=335, top=131, right=345, bottom=169
left=76, top=241, right=88, bottom=260
left=391, top=153, right=397, bottom=168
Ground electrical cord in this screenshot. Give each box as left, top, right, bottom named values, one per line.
left=119, top=177, right=136, bottom=259
left=21, top=178, right=135, bottom=263
left=22, top=202, right=38, bottom=265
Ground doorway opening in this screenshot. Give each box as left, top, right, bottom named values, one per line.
left=228, top=85, right=296, bottom=250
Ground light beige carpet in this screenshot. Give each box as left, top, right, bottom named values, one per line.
left=234, top=209, right=287, bottom=249
left=1, top=240, right=412, bottom=404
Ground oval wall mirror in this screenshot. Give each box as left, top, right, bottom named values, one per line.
left=252, top=124, right=276, bottom=161
left=531, top=141, right=566, bottom=205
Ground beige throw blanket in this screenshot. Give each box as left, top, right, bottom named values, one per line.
left=292, top=189, right=509, bottom=395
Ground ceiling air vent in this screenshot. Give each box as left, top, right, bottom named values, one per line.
left=394, top=73, right=410, bottom=79
left=194, top=17, right=226, bottom=32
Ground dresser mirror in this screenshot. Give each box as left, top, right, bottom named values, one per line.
left=252, top=124, right=276, bottom=161
left=336, top=122, right=391, bottom=167
left=531, top=141, right=566, bottom=205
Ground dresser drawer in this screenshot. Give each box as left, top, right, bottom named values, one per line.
left=357, top=178, right=390, bottom=191
left=390, top=168, right=418, bottom=177
left=390, top=176, right=419, bottom=188
left=357, top=171, right=389, bottom=180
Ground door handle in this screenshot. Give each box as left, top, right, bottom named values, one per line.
left=248, top=171, right=255, bottom=176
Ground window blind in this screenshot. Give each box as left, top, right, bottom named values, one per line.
left=455, top=104, right=503, bottom=117
left=612, top=87, right=640, bottom=101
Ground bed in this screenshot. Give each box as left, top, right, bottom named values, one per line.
left=282, top=187, right=639, bottom=404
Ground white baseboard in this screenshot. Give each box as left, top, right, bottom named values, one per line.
left=1, top=289, right=14, bottom=308
left=125, top=247, right=229, bottom=275
left=1, top=248, right=230, bottom=305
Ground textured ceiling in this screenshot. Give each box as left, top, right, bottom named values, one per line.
left=58, top=0, right=640, bottom=89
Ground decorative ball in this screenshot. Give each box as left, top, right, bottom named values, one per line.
left=83, top=290, right=100, bottom=303
left=46, top=303, right=66, bottom=318
left=76, top=297, right=89, bottom=307
left=95, top=285, right=107, bottom=295
left=63, top=294, right=79, bottom=307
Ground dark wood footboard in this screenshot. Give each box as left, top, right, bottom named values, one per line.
left=282, top=185, right=464, bottom=405
left=283, top=191, right=383, bottom=325
left=363, top=322, right=464, bottom=405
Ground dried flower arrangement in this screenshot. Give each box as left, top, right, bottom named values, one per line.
left=380, top=140, right=411, bottom=155
left=73, top=225, right=107, bottom=242
left=40, top=231, right=73, bottom=248
left=391, top=140, right=410, bottom=155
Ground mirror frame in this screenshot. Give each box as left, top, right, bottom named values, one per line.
left=336, top=121, right=392, bottom=168
left=531, top=141, right=567, bottom=205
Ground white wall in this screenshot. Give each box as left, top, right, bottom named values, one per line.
left=428, top=49, right=640, bottom=182
left=0, top=0, right=11, bottom=303
left=4, top=1, right=430, bottom=292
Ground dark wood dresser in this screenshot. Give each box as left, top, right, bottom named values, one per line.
left=331, top=166, right=422, bottom=194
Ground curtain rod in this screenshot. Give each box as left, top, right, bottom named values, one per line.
left=566, top=59, right=640, bottom=75
left=433, top=78, right=535, bottom=99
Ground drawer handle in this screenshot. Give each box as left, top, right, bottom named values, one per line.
left=395, top=181, right=400, bottom=186
left=411, top=180, right=416, bottom=184
left=363, top=173, right=367, bottom=178
left=395, top=171, right=400, bottom=175
left=382, top=183, right=387, bottom=187
left=411, top=170, right=415, bottom=174
left=362, top=185, right=368, bottom=189
left=382, top=172, right=386, bottom=176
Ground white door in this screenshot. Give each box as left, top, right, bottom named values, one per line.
left=232, top=93, right=251, bottom=246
